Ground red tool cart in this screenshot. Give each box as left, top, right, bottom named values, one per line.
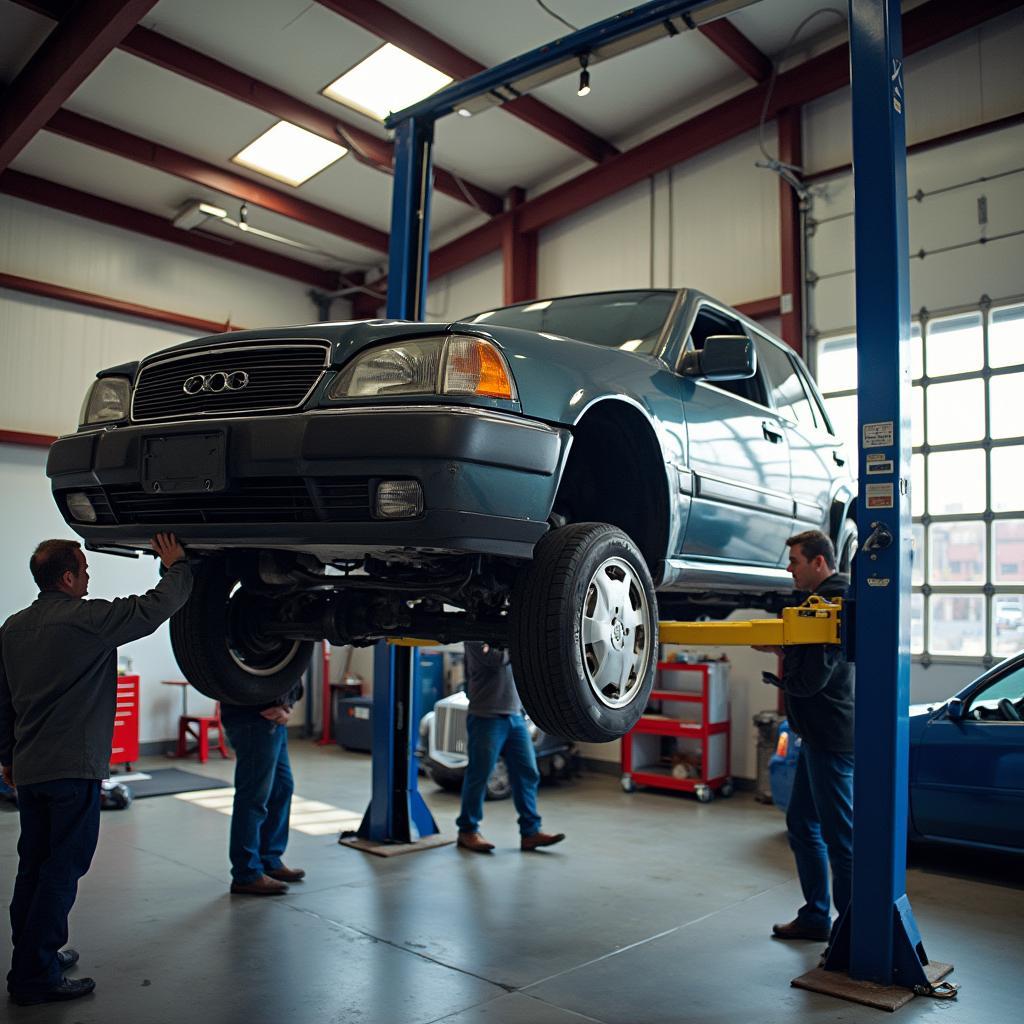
left=620, top=661, right=732, bottom=802
left=111, top=674, right=140, bottom=770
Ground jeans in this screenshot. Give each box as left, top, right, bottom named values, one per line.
left=456, top=713, right=542, bottom=837
left=786, top=743, right=854, bottom=932
left=222, top=719, right=294, bottom=883
left=7, top=778, right=100, bottom=994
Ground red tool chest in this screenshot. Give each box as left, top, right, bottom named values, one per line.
left=111, top=674, right=140, bottom=768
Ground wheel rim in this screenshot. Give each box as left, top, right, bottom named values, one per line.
left=579, top=555, right=652, bottom=710
left=840, top=523, right=858, bottom=573
left=225, top=586, right=301, bottom=677
left=488, top=759, right=510, bottom=797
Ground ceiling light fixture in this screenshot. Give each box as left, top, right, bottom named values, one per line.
left=323, top=43, right=453, bottom=122
left=577, top=55, right=591, bottom=97
left=172, top=200, right=227, bottom=231
left=232, top=121, right=348, bottom=187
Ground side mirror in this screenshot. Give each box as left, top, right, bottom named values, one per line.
left=946, top=697, right=965, bottom=722
left=680, top=335, right=757, bottom=381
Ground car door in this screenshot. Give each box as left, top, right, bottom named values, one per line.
left=752, top=335, right=837, bottom=537
left=910, top=660, right=1024, bottom=850
left=676, top=304, right=793, bottom=565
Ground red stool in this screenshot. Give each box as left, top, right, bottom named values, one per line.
left=176, top=703, right=230, bottom=763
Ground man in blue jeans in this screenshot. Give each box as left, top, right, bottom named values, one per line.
left=456, top=642, right=564, bottom=853
left=221, top=683, right=305, bottom=895
left=755, top=530, right=854, bottom=946
left=1, top=533, right=191, bottom=1006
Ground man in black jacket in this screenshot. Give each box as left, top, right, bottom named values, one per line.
left=0, top=533, right=191, bottom=1006
left=755, top=529, right=854, bottom=945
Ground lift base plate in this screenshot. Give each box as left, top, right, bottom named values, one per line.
left=792, top=960, right=954, bottom=1011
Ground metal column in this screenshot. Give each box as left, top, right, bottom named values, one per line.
left=386, top=116, right=435, bottom=320
left=822, top=0, right=935, bottom=990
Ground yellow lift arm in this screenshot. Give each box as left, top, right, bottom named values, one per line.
left=659, top=596, right=844, bottom=647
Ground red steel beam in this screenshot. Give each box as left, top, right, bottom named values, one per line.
left=317, top=0, right=618, bottom=164
left=45, top=109, right=389, bottom=252
left=777, top=107, right=803, bottom=355
left=9, top=0, right=501, bottom=216
left=0, top=429, right=56, bottom=448
left=434, top=0, right=1021, bottom=277
left=502, top=187, right=537, bottom=305
left=698, top=19, right=772, bottom=83
left=0, top=0, right=158, bottom=172
left=0, top=169, right=339, bottom=289
left=0, top=272, right=242, bottom=334
left=736, top=296, right=782, bottom=320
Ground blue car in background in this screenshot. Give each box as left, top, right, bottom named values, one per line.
left=909, top=651, right=1024, bottom=853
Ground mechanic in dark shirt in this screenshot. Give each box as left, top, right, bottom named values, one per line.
left=220, top=682, right=305, bottom=895
left=0, top=533, right=191, bottom=1006
left=754, top=529, right=854, bottom=946
left=455, top=641, right=565, bottom=853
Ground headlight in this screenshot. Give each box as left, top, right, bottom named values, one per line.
left=328, top=335, right=515, bottom=401
left=80, top=377, right=131, bottom=424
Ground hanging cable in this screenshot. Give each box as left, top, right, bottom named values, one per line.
left=535, top=0, right=577, bottom=32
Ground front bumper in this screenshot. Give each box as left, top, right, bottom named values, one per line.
left=48, top=406, right=568, bottom=560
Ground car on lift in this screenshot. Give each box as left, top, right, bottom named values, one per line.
left=417, top=690, right=577, bottom=800
left=908, top=649, right=1024, bottom=853
left=48, top=288, right=856, bottom=742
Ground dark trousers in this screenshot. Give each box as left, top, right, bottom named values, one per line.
left=222, top=719, right=294, bottom=883
left=786, top=743, right=854, bottom=932
left=7, top=778, right=100, bottom=994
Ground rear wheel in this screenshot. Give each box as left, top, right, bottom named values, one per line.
left=510, top=523, right=658, bottom=743
left=836, top=517, right=858, bottom=574
left=170, top=559, right=312, bottom=705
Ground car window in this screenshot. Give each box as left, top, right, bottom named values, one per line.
left=755, top=337, right=819, bottom=431
left=794, top=359, right=836, bottom=436
left=684, top=307, right=767, bottom=405
left=464, top=291, right=676, bottom=354
left=967, top=662, right=1024, bottom=719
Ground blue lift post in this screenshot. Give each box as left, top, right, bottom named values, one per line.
left=814, top=0, right=953, bottom=1002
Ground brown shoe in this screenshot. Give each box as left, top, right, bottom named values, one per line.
left=457, top=831, right=495, bottom=853
left=230, top=874, right=289, bottom=896
left=771, top=918, right=831, bottom=941
left=266, top=865, right=306, bottom=882
left=521, top=831, right=566, bottom=852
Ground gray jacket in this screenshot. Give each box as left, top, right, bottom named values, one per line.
left=0, top=561, right=193, bottom=785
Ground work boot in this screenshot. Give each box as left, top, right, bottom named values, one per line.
left=9, top=977, right=96, bottom=1006
left=57, top=948, right=80, bottom=970
left=457, top=831, right=495, bottom=853
left=230, top=874, right=289, bottom=896
left=266, top=865, right=306, bottom=882
left=771, top=918, right=831, bottom=941
left=521, top=831, right=566, bottom=852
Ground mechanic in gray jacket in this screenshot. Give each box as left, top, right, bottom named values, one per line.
left=0, top=533, right=191, bottom=1007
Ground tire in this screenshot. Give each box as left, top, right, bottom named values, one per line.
left=426, top=765, right=464, bottom=793
left=836, top=517, right=858, bottom=574
left=170, top=558, right=312, bottom=705
left=510, top=523, right=658, bottom=743
left=485, top=758, right=511, bottom=801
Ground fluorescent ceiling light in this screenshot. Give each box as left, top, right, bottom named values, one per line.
left=323, top=43, right=453, bottom=121
left=232, top=121, right=347, bottom=187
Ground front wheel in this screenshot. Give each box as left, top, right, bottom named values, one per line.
left=510, top=523, right=658, bottom=743
left=170, top=559, right=313, bottom=705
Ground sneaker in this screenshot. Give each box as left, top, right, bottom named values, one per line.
left=57, top=948, right=79, bottom=970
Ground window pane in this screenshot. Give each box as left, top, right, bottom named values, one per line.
left=911, top=322, right=923, bottom=381
left=824, top=394, right=857, bottom=457
left=991, top=446, right=1024, bottom=512
left=990, top=303, right=1024, bottom=369
left=927, top=449, right=985, bottom=514
left=912, top=452, right=925, bottom=517
left=926, top=311, right=983, bottom=377
left=929, top=521, right=985, bottom=584
left=911, top=385, right=924, bottom=448
left=912, top=522, right=925, bottom=585
left=993, top=596, right=1024, bottom=658
left=989, top=372, right=1024, bottom=440
left=758, top=341, right=817, bottom=429
left=816, top=334, right=857, bottom=393
left=926, top=379, right=984, bottom=445
left=929, top=593, right=985, bottom=655
left=911, top=591, right=924, bottom=654
left=993, top=520, right=1024, bottom=583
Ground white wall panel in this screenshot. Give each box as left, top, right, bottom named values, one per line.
left=426, top=249, right=503, bottom=321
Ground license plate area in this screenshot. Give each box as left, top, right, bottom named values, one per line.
left=142, top=432, right=226, bottom=494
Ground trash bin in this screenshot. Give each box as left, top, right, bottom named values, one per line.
left=769, top=719, right=800, bottom=812
left=752, top=710, right=782, bottom=804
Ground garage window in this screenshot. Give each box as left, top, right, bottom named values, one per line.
left=814, top=299, right=1024, bottom=665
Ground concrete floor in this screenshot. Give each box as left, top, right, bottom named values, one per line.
left=1, top=740, right=1020, bottom=1024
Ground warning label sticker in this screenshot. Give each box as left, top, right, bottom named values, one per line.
left=866, top=483, right=895, bottom=509
left=863, top=422, right=894, bottom=448
left=866, top=453, right=894, bottom=475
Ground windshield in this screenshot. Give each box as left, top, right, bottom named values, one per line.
left=463, top=290, right=676, bottom=355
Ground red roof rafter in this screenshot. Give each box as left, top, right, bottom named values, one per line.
left=698, top=19, right=772, bottom=83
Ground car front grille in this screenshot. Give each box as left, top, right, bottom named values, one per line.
left=59, top=477, right=373, bottom=526
left=132, top=342, right=329, bottom=422
left=435, top=703, right=468, bottom=757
